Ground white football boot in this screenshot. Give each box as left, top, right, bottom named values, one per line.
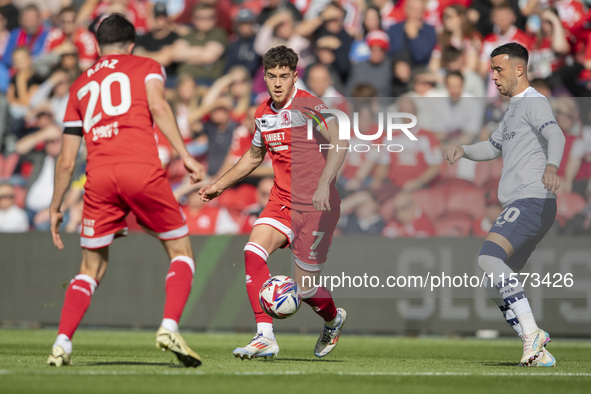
left=314, top=307, right=347, bottom=358
left=529, top=348, right=556, bottom=367
left=233, top=333, right=280, bottom=360
left=47, top=345, right=71, bottom=367
left=156, top=326, right=202, bottom=367
left=520, top=329, right=550, bottom=366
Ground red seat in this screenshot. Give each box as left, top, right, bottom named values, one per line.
left=434, top=212, right=474, bottom=237
left=439, top=183, right=486, bottom=219
left=474, top=159, right=503, bottom=188
left=556, top=192, right=587, bottom=226
left=412, top=188, right=447, bottom=221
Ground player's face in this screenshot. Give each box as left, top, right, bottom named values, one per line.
left=491, top=54, right=519, bottom=97
left=264, top=66, right=297, bottom=108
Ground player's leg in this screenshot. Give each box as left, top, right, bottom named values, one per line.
left=479, top=235, right=549, bottom=365
left=118, top=164, right=201, bottom=367
left=155, top=235, right=201, bottom=367
left=234, top=223, right=287, bottom=360
left=48, top=247, right=108, bottom=366
left=291, top=208, right=345, bottom=358
left=294, top=264, right=347, bottom=358
left=478, top=199, right=555, bottom=365
left=483, top=275, right=523, bottom=337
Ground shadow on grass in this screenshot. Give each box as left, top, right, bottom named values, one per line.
left=482, top=362, right=520, bottom=367
left=82, top=361, right=177, bottom=367
left=273, top=358, right=344, bottom=363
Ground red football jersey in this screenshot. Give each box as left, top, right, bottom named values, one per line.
left=63, top=54, right=164, bottom=172
left=252, top=88, right=340, bottom=211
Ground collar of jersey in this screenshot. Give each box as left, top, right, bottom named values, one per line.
left=511, top=86, right=534, bottom=101
left=270, top=88, right=298, bottom=113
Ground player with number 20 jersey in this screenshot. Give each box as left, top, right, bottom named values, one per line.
left=63, top=54, right=184, bottom=247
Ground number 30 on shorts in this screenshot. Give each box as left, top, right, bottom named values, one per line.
left=495, top=207, right=521, bottom=226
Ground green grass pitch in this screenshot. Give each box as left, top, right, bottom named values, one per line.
left=1, top=329, right=590, bottom=394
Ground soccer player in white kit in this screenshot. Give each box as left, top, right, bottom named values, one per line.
left=444, top=43, right=566, bottom=367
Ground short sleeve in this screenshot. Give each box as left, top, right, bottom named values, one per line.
left=63, top=86, right=83, bottom=135
left=144, top=59, right=166, bottom=84
left=252, top=121, right=263, bottom=147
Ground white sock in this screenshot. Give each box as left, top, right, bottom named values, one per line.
left=483, top=276, right=523, bottom=336
left=53, top=334, right=72, bottom=354
left=161, top=318, right=179, bottom=333
left=325, top=312, right=342, bottom=328
left=257, top=322, right=275, bottom=340
left=479, top=255, right=537, bottom=335
left=504, top=308, right=524, bottom=337
left=514, top=309, right=539, bottom=336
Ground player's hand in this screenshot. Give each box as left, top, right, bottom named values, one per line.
left=183, top=157, right=206, bottom=184
left=542, top=164, right=560, bottom=194
left=50, top=209, right=64, bottom=250
left=443, top=146, right=464, bottom=165
left=199, top=183, right=223, bottom=202
left=313, top=183, right=331, bottom=211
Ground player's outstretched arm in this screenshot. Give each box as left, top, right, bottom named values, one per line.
left=199, top=143, right=267, bottom=202
left=146, top=78, right=205, bottom=183
left=50, top=134, right=83, bottom=250
left=443, top=145, right=465, bottom=164
left=314, top=118, right=348, bottom=211
left=445, top=140, right=501, bottom=164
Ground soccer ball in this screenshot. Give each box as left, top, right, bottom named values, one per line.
left=259, top=275, right=302, bottom=319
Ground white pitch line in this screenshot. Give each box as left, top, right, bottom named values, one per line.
left=1, top=370, right=590, bottom=377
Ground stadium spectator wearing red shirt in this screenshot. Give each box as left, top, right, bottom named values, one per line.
left=382, top=191, right=436, bottom=238
left=46, top=6, right=98, bottom=70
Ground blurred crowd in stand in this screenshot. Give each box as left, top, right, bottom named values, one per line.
left=1, top=0, right=590, bottom=237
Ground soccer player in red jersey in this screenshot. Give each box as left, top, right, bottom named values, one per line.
left=200, top=45, right=348, bottom=359
left=47, top=14, right=205, bottom=368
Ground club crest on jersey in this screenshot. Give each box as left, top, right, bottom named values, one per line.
left=279, top=111, right=291, bottom=127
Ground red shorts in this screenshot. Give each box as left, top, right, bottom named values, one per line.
left=81, top=164, right=188, bottom=249
left=253, top=200, right=340, bottom=272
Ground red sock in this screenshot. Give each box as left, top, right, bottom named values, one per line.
left=57, top=274, right=98, bottom=339
left=303, top=286, right=338, bottom=322
left=163, top=256, right=195, bottom=322
left=244, top=242, right=272, bottom=324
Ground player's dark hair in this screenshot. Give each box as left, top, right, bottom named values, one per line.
left=263, top=46, right=299, bottom=71
left=490, top=42, right=529, bottom=65
left=95, top=14, right=136, bottom=48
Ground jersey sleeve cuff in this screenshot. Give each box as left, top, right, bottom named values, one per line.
left=64, top=126, right=83, bottom=136
left=145, top=73, right=165, bottom=84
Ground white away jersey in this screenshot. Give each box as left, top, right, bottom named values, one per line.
left=490, top=87, right=558, bottom=206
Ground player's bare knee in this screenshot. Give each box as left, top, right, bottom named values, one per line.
left=162, top=236, right=193, bottom=260
left=80, top=247, right=108, bottom=281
